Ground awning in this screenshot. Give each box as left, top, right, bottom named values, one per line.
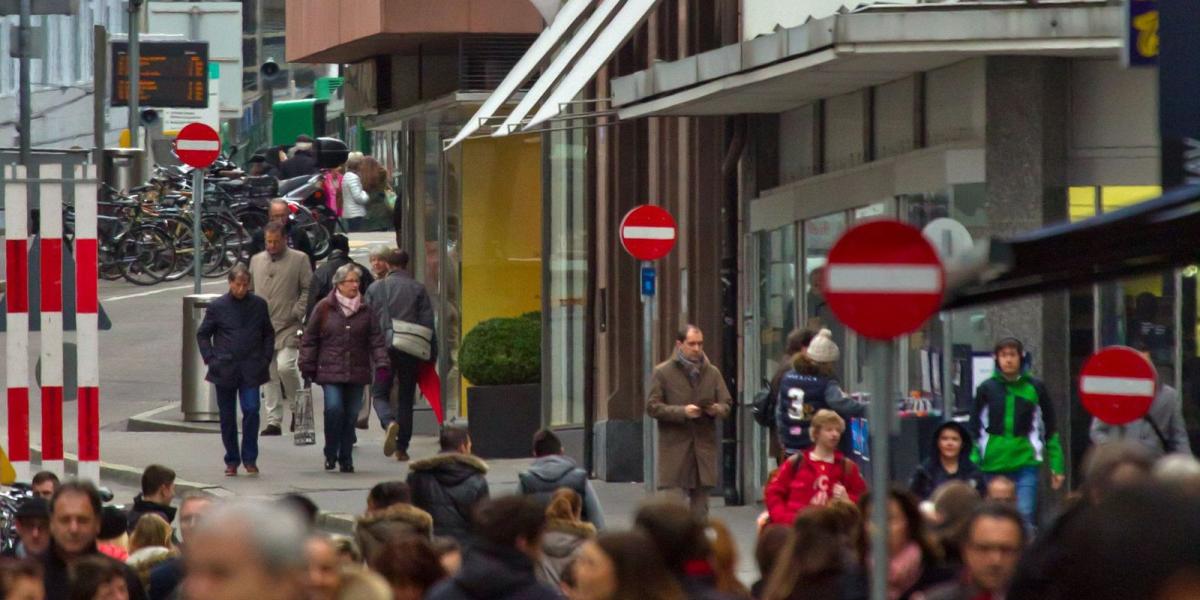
left=610, top=2, right=1122, bottom=119
left=444, top=0, right=592, bottom=149
left=445, top=0, right=662, bottom=149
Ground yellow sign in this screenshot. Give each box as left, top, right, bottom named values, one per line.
left=0, top=446, right=16, bottom=485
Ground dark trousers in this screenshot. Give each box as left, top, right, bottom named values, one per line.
left=372, top=349, right=419, bottom=453
left=321, top=383, right=363, bottom=466
left=216, top=385, right=260, bottom=467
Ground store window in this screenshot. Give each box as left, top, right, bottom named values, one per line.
left=803, top=213, right=847, bottom=382
left=545, top=118, right=589, bottom=427
left=757, top=224, right=798, bottom=388
left=900, top=184, right=990, bottom=415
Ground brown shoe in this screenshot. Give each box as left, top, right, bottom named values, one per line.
left=244, top=464, right=260, bottom=476
left=225, top=465, right=238, bottom=477
left=395, top=451, right=410, bottom=462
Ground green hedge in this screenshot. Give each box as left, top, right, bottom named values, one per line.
left=459, top=315, right=541, bottom=386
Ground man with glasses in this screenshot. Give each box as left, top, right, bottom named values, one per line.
left=921, top=503, right=1026, bottom=600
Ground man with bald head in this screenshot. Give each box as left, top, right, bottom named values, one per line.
left=250, top=199, right=315, bottom=267
left=646, top=325, right=733, bottom=518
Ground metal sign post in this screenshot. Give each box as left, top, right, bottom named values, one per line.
left=867, top=339, right=892, bottom=600
left=192, top=168, right=203, bottom=293
left=642, top=261, right=656, bottom=495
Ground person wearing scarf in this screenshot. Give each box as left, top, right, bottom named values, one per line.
left=646, top=325, right=734, bottom=519
left=300, top=263, right=390, bottom=473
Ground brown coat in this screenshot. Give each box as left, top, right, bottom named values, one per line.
left=646, top=356, right=733, bottom=489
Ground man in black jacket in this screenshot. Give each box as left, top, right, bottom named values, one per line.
left=44, top=481, right=146, bottom=600
left=305, top=234, right=373, bottom=318
left=426, top=496, right=559, bottom=600
left=406, top=426, right=488, bottom=544
left=279, top=135, right=319, bottom=179
left=196, top=265, right=275, bottom=477
left=127, top=464, right=177, bottom=532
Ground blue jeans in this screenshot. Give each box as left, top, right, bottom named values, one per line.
left=216, top=386, right=260, bottom=467
left=322, top=383, right=363, bottom=466
left=991, top=467, right=1039, bottom=527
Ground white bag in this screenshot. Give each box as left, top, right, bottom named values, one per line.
left=391, top=319, right=433, bottom=360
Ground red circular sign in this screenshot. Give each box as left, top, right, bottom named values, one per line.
left=620, top=205, right=677, bottom=261
left=822, top=219, right=945, bottom=340
left=174, top=122, right=221, bottom=169
left=1079, top=346, right=1157, bottom=425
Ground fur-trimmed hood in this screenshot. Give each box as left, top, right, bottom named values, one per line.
left=544, top=518, right=596, bottom=540
left=356, top=502, right=434, bottom=537
left=409, top=452, right=489, bottom=485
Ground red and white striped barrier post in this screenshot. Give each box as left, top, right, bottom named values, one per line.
left=39, top=164, right=65, bottom=476
left=75, top=167, right=100, bottom=483
left=5, top=166, right=30, bottom=482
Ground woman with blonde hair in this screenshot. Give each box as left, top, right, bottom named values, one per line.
left=707, top=519, right=750, bottom=599
left=125, top=514, right=175, bottom=589
left=340, top=152, right=370, bottom=232
left=538, top=488, right=597, bottom=587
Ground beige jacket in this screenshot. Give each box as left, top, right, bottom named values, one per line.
left=249, top=248, right=313, bottom=350
left=646, top=355, right=732, bottom=489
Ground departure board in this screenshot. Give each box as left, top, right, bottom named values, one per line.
left=111, top=41, right=209, bottom=108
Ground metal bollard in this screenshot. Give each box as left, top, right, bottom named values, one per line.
left=181, top=294, right=222, bottom=422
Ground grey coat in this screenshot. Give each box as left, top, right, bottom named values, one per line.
left=1090, top=383, right=1191, bottom=459
left=365, top=269, right=437, bottom=361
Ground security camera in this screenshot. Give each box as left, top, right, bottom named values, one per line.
left=260, top=59, right=282, bottom=82
left=139, top=108, right=159, bottom=125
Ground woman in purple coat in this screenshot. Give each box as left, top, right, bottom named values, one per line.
left=300, top=263, right=390, bottom=472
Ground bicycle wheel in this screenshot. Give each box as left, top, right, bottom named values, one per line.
left=201, top=214, right=238, bottom=278
left=119, top=226, right=177, bottom=286
left=160, top=216, right=223, bottom=281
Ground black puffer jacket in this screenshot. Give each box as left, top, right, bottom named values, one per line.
left=426, top=541, right=560, bottom=600
left=195, top=292, right=274, bottom=389
left=406, top=453, right=489, bottom=544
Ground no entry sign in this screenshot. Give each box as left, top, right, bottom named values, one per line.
left=822, top=220, right=945, bottom=340
left=173, top=122, right=221, bottom=169
left=620, top=205, right=677, bottom=261
left=1080, top=346, right=1157, bottom=425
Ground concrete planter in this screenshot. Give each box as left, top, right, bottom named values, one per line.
left=467, top=383, right=541, bottom=459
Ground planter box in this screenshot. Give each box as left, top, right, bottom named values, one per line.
left=467, top=383, right=541, bottom=459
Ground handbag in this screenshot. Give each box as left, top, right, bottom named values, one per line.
left=391, top=319, right=433, bottom=360
left=293, top=383, right=316, bottom=446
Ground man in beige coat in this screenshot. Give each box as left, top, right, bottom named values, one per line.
left=646, top=324, right=732, bottom=518
left=249, top=222, right=313, bottom=436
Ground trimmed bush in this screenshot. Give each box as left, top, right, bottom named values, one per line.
left=459, top=315, right=541, bottom=386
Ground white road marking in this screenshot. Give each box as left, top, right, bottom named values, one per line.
left=102, top=280, right=224, bottom=302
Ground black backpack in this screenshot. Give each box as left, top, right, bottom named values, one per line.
left=752, top=378, right=776, bottom=428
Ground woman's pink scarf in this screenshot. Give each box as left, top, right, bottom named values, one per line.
left=335, top=290, right=361, bottom=317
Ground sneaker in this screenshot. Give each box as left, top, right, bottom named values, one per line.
left=261, top=425, right=282, bottom=436
left=395, top=451, right=410, bottom=462
left=383, top=423, right=399, bottom=457
left=224, top=465, right=237, bottom=477
left=244, top=465, right=260, bottom=476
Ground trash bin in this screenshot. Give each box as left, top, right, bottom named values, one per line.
left=181, top=293, right=222, bottom=422
left=100, top=148, right=145, bottom=194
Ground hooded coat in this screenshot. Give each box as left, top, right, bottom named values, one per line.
left=517, top=454, right=606, bottom=529
left=908, top=421, right=987, bottom=500
left=354, top=503, right=434, bottom=563
left=535, top=519, right=595, bottom=587
left=406, top=453, right=490, bottom=544
left=426, top=541, right=561, bottom=600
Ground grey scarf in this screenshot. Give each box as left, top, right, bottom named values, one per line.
left=676, top=349, right=703, bottom=385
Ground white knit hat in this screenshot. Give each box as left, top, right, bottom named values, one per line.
left=806, top=328, right=840, bottom=363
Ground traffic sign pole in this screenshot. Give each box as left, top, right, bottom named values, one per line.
left=867, top=339, right=892, bottom=600
left=192, top=169, right=203, bottom=293
left=642, top=260, right=656, bottom=495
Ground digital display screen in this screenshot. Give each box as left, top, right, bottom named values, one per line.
left=111, top=41, right=208, bottom=108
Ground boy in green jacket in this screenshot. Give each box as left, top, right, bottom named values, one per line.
left=969, top=337, right=1065, bottom=527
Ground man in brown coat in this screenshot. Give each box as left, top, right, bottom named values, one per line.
left=646, top=324, right=732, bottom=518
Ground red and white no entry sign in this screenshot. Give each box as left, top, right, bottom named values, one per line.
left=174, top=122, right=221, bottom=169
left=620, top=205, right=677, bottom=261
left=1079, top=345, right=1157, bottom=425
left=822, top=219, right=945, bottom=340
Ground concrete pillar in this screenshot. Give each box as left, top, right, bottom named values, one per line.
left=983, top=55, right=1071, bottom=461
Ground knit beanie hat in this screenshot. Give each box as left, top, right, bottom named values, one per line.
left=806, top=329, right=840, bottom=363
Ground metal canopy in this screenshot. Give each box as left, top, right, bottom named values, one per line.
left=524, top=0, right=659, bottom=130
left=495, top=0, right=623, bottom=136
left=443, top=0, right=593, bottom=150
left=944, top=185, right=1200, bottom=309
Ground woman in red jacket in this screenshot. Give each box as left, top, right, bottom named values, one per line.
left=765, top=409, right=867, bottom=525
